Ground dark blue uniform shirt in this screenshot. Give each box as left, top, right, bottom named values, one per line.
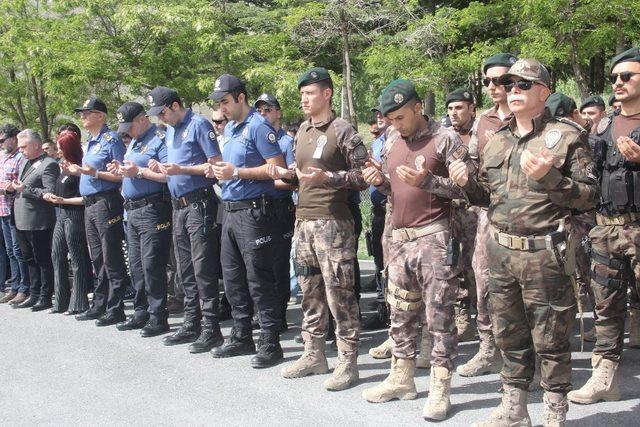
left=272, top=128, right=294, bottom=200
left=369, top=134, right=387, bottom=206
left=80, top=125, right=126, bottom=196
left=221, top=108, right=282, bottom=201
left=121, top=124, right=168, bottom=200
left=166, top=109, right=221, bottom=198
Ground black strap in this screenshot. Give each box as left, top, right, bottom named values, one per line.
left=593, top=270, right=625, bottom=289
left=223, top=198, right=262, bottom=212
left=293, top=261, right=321, bottom=277
left=591, top=248, right=625, bottom=271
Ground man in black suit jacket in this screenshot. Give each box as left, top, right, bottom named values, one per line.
left=11, top=129, right=59, bottom=311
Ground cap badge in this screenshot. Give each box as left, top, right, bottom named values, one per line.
left=544, top=129, right=562, bottom=149
left=310, top=71, right=318, bottom=79
left=147, top=95, right=155, bottom=106
left=463, top=92, right=470, bottom=99
left=214, top=79, right=221, bottom=91
left=83, top=99, right=91, bottom=108
left=509, top=56, right=517, bottom=64
left=116, top=112, right=124, bottom=122
left=394, top=93, right=404, bottom=104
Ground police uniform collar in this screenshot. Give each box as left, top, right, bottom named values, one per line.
left=308, top=111, right=336, bottom=128
left=92, top=124, right=110, bottom=141
left=230, top=108, right=256, bottom=133
left=277, top=128, right=287, bottom=139
left=137, top=123, right=157, bottom=144
left=505, top=110, right=548, bottom=137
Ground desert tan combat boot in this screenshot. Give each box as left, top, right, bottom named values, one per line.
left=629, top=308, right=640, bottom=348
left=416, top=327, right=433, bottom=369
left=472, top=385, right=531, bottom=427
left=456, top=306, right=477, bottom=342
left=281, top=332, right=329, bottom=378
left=422, top=366, right=452, bottom=421
left=457, top=332, right=502, bottom=377
left=567, top=355, right=620, bottom=404
left=369, top=336, right=393, bottom=359
left=324, top=341, right=359, bottom=391
left=542, top=391, right=568, bottom=427
left=362, top=356, right=418, bottom=403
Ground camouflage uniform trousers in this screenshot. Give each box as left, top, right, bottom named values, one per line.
left=571, top=212, right=596, bottom=313
left=388, top=229, right=460, bottom=370
left=295, top=218, right=360, bottom=350
left=472, top=208, right=491, bottom=334
left=589, top=223, right=640, bottom=361
left=487, top=236, right=576, bottom=393
left=453, top=204, right=478, bottom=309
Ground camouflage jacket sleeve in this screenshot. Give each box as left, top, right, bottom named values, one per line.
left=462, top=152, right=492, bottom=208
left=329, top=119, right=368, bottom=191
left=419, top=129, right=473, bottom=200
left=535, top=132, right=599, bottom=210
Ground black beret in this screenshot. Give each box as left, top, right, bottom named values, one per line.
left=579, top=95, right=605, bottom=112
left=545, top=93, right=576, bottom=118
left=610, top=47, right=640, bottom=73
left=445, top=88, right=474, bottom=107
left=482, top=53, right=518, bottom=75
left=297, top=67, right=331, bottom=89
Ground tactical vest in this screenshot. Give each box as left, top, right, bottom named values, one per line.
left=596, top=112, right=640, bottom=215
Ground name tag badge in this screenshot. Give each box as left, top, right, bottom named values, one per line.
left=312, top=135, right=328, bottom=160
left=61, top=175, right=69, bottom=183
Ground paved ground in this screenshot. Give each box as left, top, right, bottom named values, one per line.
left=1, top=263, right=638, bottom=426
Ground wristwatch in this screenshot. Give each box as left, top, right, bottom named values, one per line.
left=231, top=167, right=239, bottom=180
left=135, top=169, right=144, bottom=179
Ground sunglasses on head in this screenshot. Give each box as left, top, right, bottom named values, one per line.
left=482, top=77, right=503, bottom=87
left=609, top=71, right=640, bottom=84
left=504, top=80, right=542, bottom=92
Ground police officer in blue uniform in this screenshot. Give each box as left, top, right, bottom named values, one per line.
left=208, top=75, right=287, bottom=368
left=254, top=93, right=295, bottom=331
left=69, top=97, right=129, bottom=326
left=146, top=86, right=224, bottom=354
left=106, top=102, right=172, bottom=337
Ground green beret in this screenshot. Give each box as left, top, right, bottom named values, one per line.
left=378, top=79, right=420, bottom=116
left=445, top=88, right=474, bottom=107
left=545, top=93, right=576, bottom=118
left=482, top=53, right=518, bottom=75
left=610, top=47, right=640, bottom=73
left=579, top=95, right=605, bottom=112
left=297, top=67, right=331, bottom=89
left=608, top=93, right=618, bottom=107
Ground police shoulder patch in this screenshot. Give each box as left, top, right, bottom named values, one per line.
left=545, top=129, right=562, bottom=149
left=267, top=132, right=276, bottom=144
left=596, top=116, right=611, bottom=135
left=208, top=131, right=216, bottom=141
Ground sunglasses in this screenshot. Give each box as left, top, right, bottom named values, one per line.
left=504, top=80, right=543, bottom=92
left=212, top=119, right=227, bottom=125
left=482, top=77, right=503, bottom=87
left=609, top=71, right=640, bottom=84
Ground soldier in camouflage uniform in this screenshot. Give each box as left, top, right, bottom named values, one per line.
left=457, top=53, right=517, bottom=378
left=446, top=87, right=479, bottom=342
left=568, top=47, right=640, bottom=406
left=268, top=67, right=368, bottom=391
left=360, top=79, right=472, bottom=421
left=450, top=59, right=598, bottom=427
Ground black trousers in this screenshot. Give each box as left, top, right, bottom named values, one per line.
left=127, top=200, right=172, bottom=322
left=16, top=228, right=54, bottom=301
left=85, top=194, right=129, bottom=315
left=273, top=198, right=295, bottom=320
left=172, top=198, right=220, bottom=324
left=52, top=208, right=92, bottom=312
left=221, top=207, right=281, bottom=332
left=371, top=204, right=386, bottom=302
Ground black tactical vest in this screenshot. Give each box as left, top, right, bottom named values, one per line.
left=595, top=111, right=640, bottom=215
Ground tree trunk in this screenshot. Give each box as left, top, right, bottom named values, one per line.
left=568, top=34, right=589, bottom=100
left=8, top=68, right=28, bottom=128
left=424, top=91, right=435, bottom=116
left=340, top=9, right=357, bottom=129
left=31, top=75, right=50, bottom=138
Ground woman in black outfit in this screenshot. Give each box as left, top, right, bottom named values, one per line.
left=43, top=130, right=92, bottom=314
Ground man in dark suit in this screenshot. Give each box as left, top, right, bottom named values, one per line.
left=11, top=129, right=59, bottom=311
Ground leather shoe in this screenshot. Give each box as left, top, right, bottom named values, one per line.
left=162, top=321, right=201, bottom=346
left=211, top=328, right=255, bottom=358
left=0, top=291, right=17, bottom=303
left=95, top=311, right=126, bottom=327
left=250, top=331, right=283, bottom=369
left=31, top=299, right=53, bottom=312
left=116, top=316, right=149, bottom=331
left=188, top=323, right=224, bottom=353
left=15, top=296, right=38, bottom=309
left=140, top=320, right=170, bottom=337
left=75, top=309, right=104, bottom=321
left=9, top=292, right=28, bottom=306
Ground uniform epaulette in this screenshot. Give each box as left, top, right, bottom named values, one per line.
left=555, top=117, right=588, bottom=135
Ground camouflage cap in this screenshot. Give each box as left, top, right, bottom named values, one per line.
left=609, top=47, right=640, bottom=73
left=378, top=79, right=420, bottom=116
left=498, top=58, right=551, bottom=87
left=297, top=67, right=331, bottom=89
left=579, top=95, right=605, bottom=112
left=482, top=53, right=518, bottom=74
left=445, top=88, right=474, bottom=107
left=545, top=93, right=576, bottom=118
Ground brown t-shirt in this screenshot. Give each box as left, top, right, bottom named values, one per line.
left=294, top=113, right=368, bottom=220
left=475, top=106, right=511, bottom=155
left=612, top=112, right=640, bottom=141
left=384, top=118, right=463, bottom=229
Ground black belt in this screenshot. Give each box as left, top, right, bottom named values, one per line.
left=83, top=189, right=120, bottom=207
left=171, top=187, right=215, bottom=209
left=124, top=192, right=167, bottom=211
left=223, top=198, right=263, bottom=212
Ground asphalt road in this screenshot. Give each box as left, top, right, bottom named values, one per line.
left=1, top=263, right=638, bottom=426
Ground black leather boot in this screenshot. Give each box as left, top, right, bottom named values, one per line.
left=162, top=320, right=201, bottom=346
left=140, top=319, right=170, bottom=338
left=31, top=298, right=53, bottom=312
left=210, top=327, right=255, bottom=358
left=250, top=330, right=284, bottom=369
left=188, top=322, right=224, bottom=353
